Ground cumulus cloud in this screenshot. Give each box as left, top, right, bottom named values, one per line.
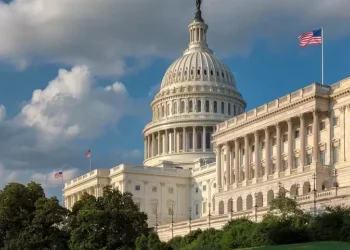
left=0, top=0, right=349, bottom=76
left=0, top=105, right=6, bottom=122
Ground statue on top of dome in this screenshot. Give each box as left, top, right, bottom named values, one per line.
left=194, top=0, right=204, bottom=22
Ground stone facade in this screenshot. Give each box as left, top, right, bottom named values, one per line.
left=62, top=2, right=350, bottom=243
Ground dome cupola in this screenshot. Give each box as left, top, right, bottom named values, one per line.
left=142, top=0, right=246, bottom=167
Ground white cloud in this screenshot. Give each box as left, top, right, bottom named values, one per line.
left=0, top=0, right=349, bottom=76
left=14, top=65, right=132, bottom=146
left=0, top=105, right=6, bottom=122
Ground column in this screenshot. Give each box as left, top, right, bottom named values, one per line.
left=300, top=114, right=305, bottom=167
left=276, top=124, right=281, bottom=174
left=152, top=133, right=155, bottom=157
left=264, top=128, right=270, bottom=175
left=144, top=138, right=147, bottom=159
left=147, top=135, right=151, bottom=158
left=244, top=136, right=249, bottom=181
left=157, top=131, right=161, bottom=155
left=216, top=145, right=222, bottom=188
left=225, top=142, right=231, bottom=187
left=313, top=110, right=319, bottom=163
left=235, top=140, right=239, bottom=184
left=165, top=129, right=169, bottom=154
left=254, top=131, right=259, bottom=178
left=203, top=126, right=206, bottom=152
left=193, top=127, right=196, bottom=151
left=340, top=106, right=346, bottom=162
left=183, top=127, right=186, bottom=152
left=173, top=128, right=177, bottom=153
left=287, top=119, right=293, bottom=170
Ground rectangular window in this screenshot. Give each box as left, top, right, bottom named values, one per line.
left=320, top=121, right=326, bottom=130
left=333, top=117, right=339, bottom=126
left=203, top=202, right=207, bottom=214
left=168, top=187, right=174, bottom=193
left=252, top=145, right=255, bottom=152
left=295, top=130, right=300, bottom=139
left=307, top=125, right=312, bottom=135
left=168, top=205, right=174, bottom=215
left=283, top=134, right=288, bottom=143
left=228, top=103, right=231, bottom=115
left=320, top=151, right=325, bottom=164
left=333, top=147, right=339, bottom=164
left=195, top=204, right=199, bottom=215
left=135, top=185, right=141, bottom=191
left=272, top=137, right=277, bottom=146
left=195, top=187, right=199, bottom=193
left=151, top=203, right=157, bottom=214
left=206, top=132, right=211, bottom=150
left=152, top=186, right=157, bottom=192
left=188, top=132, right=193, bottom=150
left=307, top=153, right=312, bottom=165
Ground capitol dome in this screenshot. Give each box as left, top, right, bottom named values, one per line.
left=143, top=2, right=246, bottom=167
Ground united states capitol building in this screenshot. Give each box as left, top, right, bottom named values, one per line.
left=63, top=2, right=350, bottom=242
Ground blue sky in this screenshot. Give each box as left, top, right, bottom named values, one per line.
left=0, top=0, right=349, bottom=199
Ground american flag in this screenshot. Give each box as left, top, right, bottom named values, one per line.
left=85, top=150, right=91, bottom=158
left=298, top=29, right=322, bottom=47
left=55, top=171, right=63, bottom=178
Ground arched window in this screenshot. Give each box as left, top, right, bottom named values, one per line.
left=197, top=132, right=202, bottom=149
left=167, top=103, right=170, bottom=116
left=221, top=102, right=225, bottom=114
left=228, top=103, right=231, bottom=115
left=197, top=100, right=201, bottom=112
left=214, top=101, right=217, bottom=113
left=205, top=100, right=210, bottom=112
left=180, top=101, right=185, bottom=113
left=173, top=102, right=177, bottom=114
left=189, top=100, right=193, bottom=112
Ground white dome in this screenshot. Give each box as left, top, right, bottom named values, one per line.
left=142, top=5, right=246, bottom=167
left=160, top=51, right=237, bottom=90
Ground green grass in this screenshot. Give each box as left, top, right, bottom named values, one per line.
left=238, top=241, right=350, bottom=250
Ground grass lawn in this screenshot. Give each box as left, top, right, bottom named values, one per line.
left=238, top=241, right=350, bottom=250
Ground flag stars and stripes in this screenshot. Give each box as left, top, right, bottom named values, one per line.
left=298, top=29, right=322, bottom=47
left=54, top=171, right=63, bottom=178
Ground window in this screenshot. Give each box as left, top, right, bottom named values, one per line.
left=195, top=187, right=199, bottom=193
left=151, top=203, right=157, bottom=214
left=272, top=137, right=277, bottom=146
left=195, top=204, right=199, bottom=215
left=252, top=145, right=255, bottom=152
left=320, top=151, right=325, bottom=164
left=205, top=100, right=210, bottom=112
left=197, top=100, right=201, bottom=112
left=233, top=104, right=236, bottom=116
left=221, top=102, right=225, bottom=114
left=261, top=142, right=265, bottom=149
left=295, top=130, right=300, bottom=139
left=203, top=185, right=206, bottom=191
left=228, top=103, right=231, bottom=115
left=206, top=132, right=211, bottom=149
left=189, top=100, right=193, bottom=112
left=320, top=121, right=326, bottom=130
left=197, top=132, right=202, bottom=149
left=168, top=187, right=174, bottom=193
left=180, top=101, right=185, bottom=113
left=210, top=70, right=213, bottom=76
left=283, top=134, right=288, bottom=143
left=203, top=202, right=207, bottom=213
left=135, top=185, right=141, bottom=191
left=173, top=102, right=177, bottom=114
left=307, top=153, right=312, bottom=165
left=179, top=132, right=183, bottom=150
left=214, top=101, right=217, bottom=113
left=152, top=186, right=157, bottom=192
left=333, top=117, right=339, bottom=126
left=307, top=125, right=312, bottom=135
left=168, top=204, right=174, bottom=215
left=333, top=147, right=339, bottom=164
left=294, top=157, right=299, bottom=168
left=188, top=132, right=193, bottom=149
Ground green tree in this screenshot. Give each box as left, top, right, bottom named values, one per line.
left=188, top=228, right=222, bottom=250
left=0, top=182, right=69, bottom=250
left=68, top=186, right=148, bottom=250
left=135, top=234, right=148, bottom=250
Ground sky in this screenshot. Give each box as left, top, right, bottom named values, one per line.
left=0, top=0, right=350, bottom=200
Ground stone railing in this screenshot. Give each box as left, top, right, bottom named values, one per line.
left=64, top=169, right=110, bottom=188
left=215, top=81, right=349, bottom=133
left=144, top=114, right=226, bottom=131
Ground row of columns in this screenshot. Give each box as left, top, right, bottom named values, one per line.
left=144, top=126, right=214, bottom=159
left=65, top=184, right=103, bottom=209
left=216, top=111, right=320, bottom=189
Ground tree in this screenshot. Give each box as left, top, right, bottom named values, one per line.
left=69, top=186, right=148, bottom=250
left=0, top=182, right=69, bottom=250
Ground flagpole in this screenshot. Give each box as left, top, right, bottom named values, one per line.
left=89, top=156, right=91, bottom=172
left=322, top=26, right=324, bottom=85
left=61, top=167, right=64, bottom=207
